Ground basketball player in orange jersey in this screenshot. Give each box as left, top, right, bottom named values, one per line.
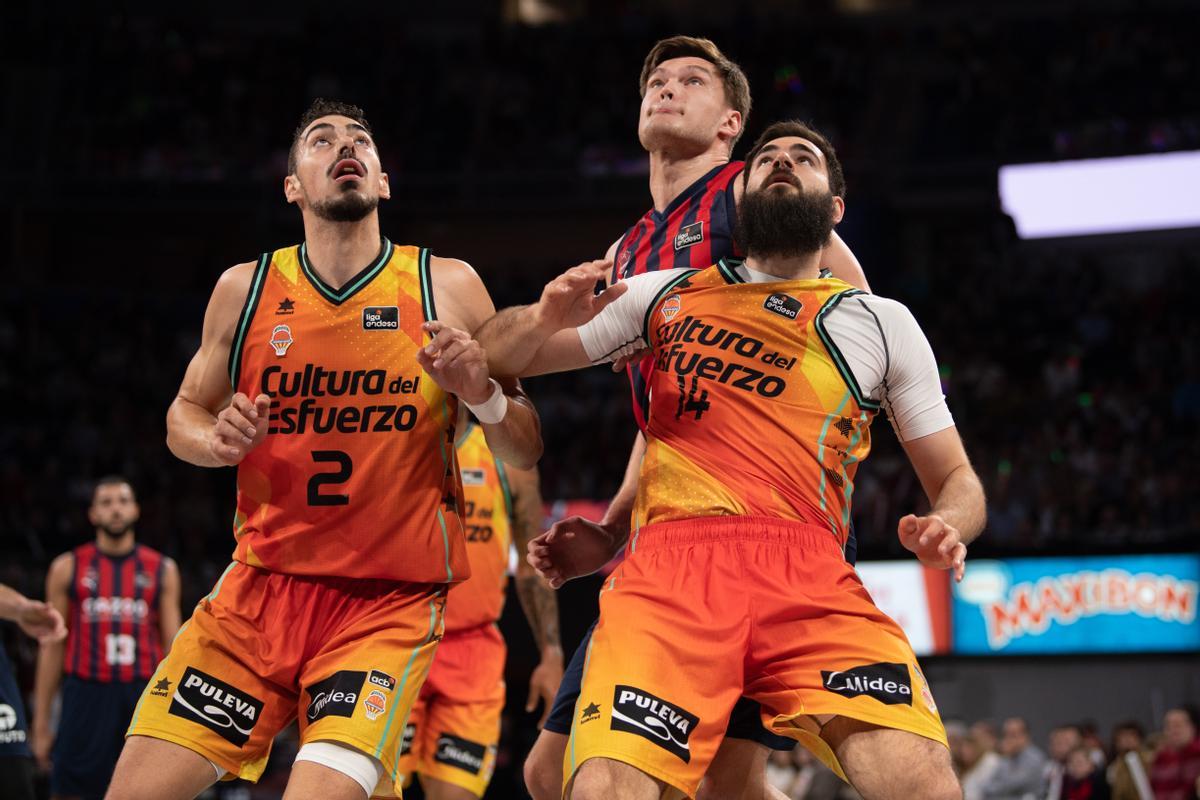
left=34, top=477, right=181, bottom=800
left=394, top=410, right=561, bottom=799
left=524, top=36, right=870, bottom=800
left=479, top=120, right=984, bottom=800
left=104, top=99, right=543, bottom=800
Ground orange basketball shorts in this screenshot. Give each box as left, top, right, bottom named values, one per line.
left=565, top=516, right=946, bottom=798
left=396, top=623, right=505, bottom=797
left=126, top=561, right=446, bottom=796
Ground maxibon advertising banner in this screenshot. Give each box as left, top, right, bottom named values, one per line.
left=952, top=554, right=1200, bottom=654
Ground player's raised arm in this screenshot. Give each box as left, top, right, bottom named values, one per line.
left=475, top=259, right=642, bottom=378
left=166, top=262, right=271, bottom=467
left=425, top=256, right=544, bottom=469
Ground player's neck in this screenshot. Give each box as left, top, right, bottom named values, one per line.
left=301, top=216, right=384, bottom=289
left=95, top=530, right=135, bottom=556
left=648, top=146, right=729, bottom=213
left=743, top=250, right=823, bottom=282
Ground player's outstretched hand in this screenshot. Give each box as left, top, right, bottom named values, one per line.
left=211, top=393, right=270, bottom=466
left=17, top=599, right=66, bottom=643
left=526, top=516, right=622, bottom=589
left=898, top=513, right=967, bottom=582
left=417, top=322, right=492, bottom=404
left=534, top=260, right=626, bottom=332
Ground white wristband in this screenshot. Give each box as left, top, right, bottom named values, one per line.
left=464, top=379, right=508, bottom=424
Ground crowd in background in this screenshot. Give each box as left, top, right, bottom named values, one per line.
left=757, top=707, right=1200, bottom=800
left=7, top=4, right=1198, bottom=186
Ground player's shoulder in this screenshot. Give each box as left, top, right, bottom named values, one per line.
left=48, top=551, right=76, bottom=580
left=427, top=254, right=480, bottom=284
left=830, top=287, right=912, bottom=319
left=213, top=260, right=260, bottom=300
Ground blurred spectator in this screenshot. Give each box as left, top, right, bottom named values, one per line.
left=959, top=726, right=1003, bottom=800
left=1047, top=726, right=1087, bottom=798
left=1060, top=746, right=1111, bottom=800
left=981, top=717, right=1048, bottom=800
left=1107, top=721, right=1152, bottom=800
left=1149, top=707, right=1200, bottom=800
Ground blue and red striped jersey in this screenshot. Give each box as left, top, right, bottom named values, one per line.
left=64, top=542, right=165, bottom=683
left=611, top=161, right=744, bottom=430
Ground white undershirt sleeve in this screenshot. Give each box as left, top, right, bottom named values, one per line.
left=577, top=269, right=694, bottom=363
left=822, top=294, right=955, bottom=441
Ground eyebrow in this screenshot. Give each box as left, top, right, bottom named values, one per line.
left=756, top=142, right=824, bottom=162
left=648, top=63, right=716, bottom=81
left=303, top=122, right=371, bottom=142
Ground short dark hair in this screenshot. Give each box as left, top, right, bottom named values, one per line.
left=640, top=36, right=752, bottom=151
left=742, top=120, right=846, bottom=199
left=92, top=475, right=134, bottom=501
left=288, top=98, right=373, bottom=175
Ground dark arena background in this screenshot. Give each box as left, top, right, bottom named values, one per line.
left=2, top=1, right=1199, bottom=798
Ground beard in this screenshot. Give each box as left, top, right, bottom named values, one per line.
left=735, top=181, right=837, bottom=259
left=310, top=189, right=378, bottom=223
left=98, top=521, right=133, bottom=538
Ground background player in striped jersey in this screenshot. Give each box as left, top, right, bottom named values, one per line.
left=33, top=476, right=181, bottom=800
left=482, top=119, right=984, bottom=800
left=106, top=100, right=542, bottom=800
left=394, top=411, right=560, bottom=799
left=0, top=582, right=66, bottom=800
left=524, top=35, right=871, bottom=800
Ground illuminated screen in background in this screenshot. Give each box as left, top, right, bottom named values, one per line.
left=952, top=554, right=1200, bottom=655
left=999, top=151, right=1200, bottom=238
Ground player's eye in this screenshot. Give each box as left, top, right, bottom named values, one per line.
left=686, top=77, right=703, bottom=85
left=314, top=137, right=330, bottom=146
left=356, top=137, right=371, bottom=147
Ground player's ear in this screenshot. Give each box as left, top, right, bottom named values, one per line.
left=718, top=109, right=742, bottom=149
left=831, top=195, right=845, bottom=226
left=378, top=171, right=391, bottom=201
left=130, top=499, right=141, bottom=525
left=283, top=174, right=303, bottom=205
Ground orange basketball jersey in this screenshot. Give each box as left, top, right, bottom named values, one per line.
left=228, top=239, right=468, bottom=583
left=444, top=422, right=512, bottom=632
left=635, top=259, right=877, bottom=548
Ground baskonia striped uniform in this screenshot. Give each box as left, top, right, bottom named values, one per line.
left=128, top=238, right=465, bottom=795
left=398, top=421, right=513, bottom=796
left=53, top=543, right=164, bottom=797
left=565, top=259, right=954, bottom=797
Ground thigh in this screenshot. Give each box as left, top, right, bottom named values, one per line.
left=524, top=728, right=570, bottom=800
left=124, top=564, right=298, bottom=784
left=698, top=737, right=769, bottom=800
left=821, top=716, right=957, bottom=800
left=566, top=541, right=747, bottom=800
left=745, top=544, right=946, bottom=783
left=104, top=734, right=219, bottom=800
left=569, top=756, right=666, bottom=800
left=297, top=582, right=447, bottom=798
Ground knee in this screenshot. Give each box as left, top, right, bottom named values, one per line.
left=524, top=746, right=564, bottom=800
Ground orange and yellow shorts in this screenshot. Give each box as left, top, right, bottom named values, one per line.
left=126, top=561, right=446, bottom=797
left=565, top=517, right=946, bottom=799
left=396, top=623, right=505, bottom=797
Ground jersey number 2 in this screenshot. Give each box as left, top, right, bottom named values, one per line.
left=308, top=450, right=352, bottom=506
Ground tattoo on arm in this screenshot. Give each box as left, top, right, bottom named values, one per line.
left=516, top=575, right=560, bottom=650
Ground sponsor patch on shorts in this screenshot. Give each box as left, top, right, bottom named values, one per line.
left=820, top=662, right=913, bottom=706
left=610, top=684, right=698, bottom=763
left=434, top=733, right=486, bottom=774
left=368, top=669, right=397, bottom=692
left=169, top=667, right=263, bottom=746
left=304, top=670, right=366, bottom=723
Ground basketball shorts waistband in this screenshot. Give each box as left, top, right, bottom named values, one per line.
left=632, top=516, right=843, bottom=555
